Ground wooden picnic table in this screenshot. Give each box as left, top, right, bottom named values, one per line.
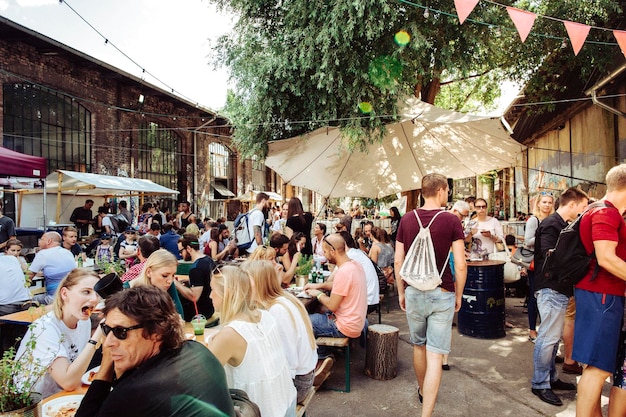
left=0, top=307, right=45, bottom=325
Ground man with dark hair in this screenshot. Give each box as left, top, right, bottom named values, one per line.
left=246, top=192, right=270, bottom=254
left=531, top=187, right=589, bottom=406
left=175, top=200, right=195, bottom=229
left=76, top=286, right=235, bottom=417
left=121, top=235, right=161, bottom=283
left=0, top=201, right=16, bottom=250
left=177, top=234, right=215, bottom=320
left=118, top=200, right=132, bottom=225
left=97, top=206, right=114, bottom=235
left=394, top=173, right=467, bottom=417
left=160, top=223, right=182, bottom=260
left=147, top=222, right=161, bottom=239
left=269, top=232, right=290, bottom=256
left=574, top=164, right=626, bottom=416
left=334, top=207, right=352, bottom=232
left=70, top=199, right=94, bottom=237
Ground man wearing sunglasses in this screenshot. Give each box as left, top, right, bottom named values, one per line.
left=304, top=233, right=368, bottom=341
left=76, top=286, right=235, bottom=417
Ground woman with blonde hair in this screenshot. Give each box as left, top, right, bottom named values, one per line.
left=524, top=191, right=555, bottom=342
left=15, top=268, right=103, bottom=398
left=130, top=248, right=184, bottom=317
left=207, top=266, right=296, bottom=417
left=241, top=260, right=317, bottom=403
left=248, top=245, right=285, bottom=281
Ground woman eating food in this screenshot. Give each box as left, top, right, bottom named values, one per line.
left=15, top=268, right=102, bottom=398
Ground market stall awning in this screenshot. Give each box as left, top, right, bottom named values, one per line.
left=42, top=170, right=179, bottom=196
left=0, top=147, right=47, bottom=178
left=233, top=190, right=283, bottom=202
left=211, top=183, right=235, bottom=198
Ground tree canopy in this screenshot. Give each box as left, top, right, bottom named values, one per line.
left=208, top=0, right=624, bottom=156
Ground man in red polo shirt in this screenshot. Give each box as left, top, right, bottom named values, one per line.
left=574, top=164, right=626, bottom=416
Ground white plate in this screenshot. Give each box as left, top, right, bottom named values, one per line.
left=297, top=291, right=312, bottom=299
left=42, top=394, right=84, bottom=417
left=81, top=366, right=100, bottom=385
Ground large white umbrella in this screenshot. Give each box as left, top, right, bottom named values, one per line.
left=265, top=100, right=524, bottom=198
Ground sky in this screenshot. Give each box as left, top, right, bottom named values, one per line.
left=0, top=0, right=519, bottom=116
left=0, top=0, right=234, bottom=111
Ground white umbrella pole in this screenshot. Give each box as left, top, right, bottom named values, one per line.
left=42, top=178, right=47, bottom=229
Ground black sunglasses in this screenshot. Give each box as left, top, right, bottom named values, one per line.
left=100, top=322, right=143, bottom=340
left=323, top=237, right=336, bottom=251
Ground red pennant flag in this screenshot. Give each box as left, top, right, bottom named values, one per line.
left=506, top=7, right=536, bottom=43
left=614, top=30, right=626, bottom=59
left=564, top=21, right=591, bottom=56
left=454, top=0, right=479, bottom=24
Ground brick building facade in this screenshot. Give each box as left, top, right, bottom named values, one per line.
left=0, top=17, right=238, bottom=220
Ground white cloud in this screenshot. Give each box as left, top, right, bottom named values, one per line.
left=0, top=0, right=9, bottom=12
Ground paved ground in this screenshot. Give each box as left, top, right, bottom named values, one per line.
left=307, top=294, right=614, bottom=417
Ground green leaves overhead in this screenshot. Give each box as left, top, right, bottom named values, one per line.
left=208, top=0, right=623, bottom=156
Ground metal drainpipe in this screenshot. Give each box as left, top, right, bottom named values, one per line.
left=585, top=62, right=626, bottom=119
left=193, top=117, right=217, bottom=214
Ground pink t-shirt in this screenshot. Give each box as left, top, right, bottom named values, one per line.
left=332, top=260, right=368, bottom=338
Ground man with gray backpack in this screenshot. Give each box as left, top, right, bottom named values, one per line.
left=394, top=173, right=467, bottom=417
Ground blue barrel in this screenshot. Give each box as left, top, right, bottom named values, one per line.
left=458, top=260, right=506, bottom=339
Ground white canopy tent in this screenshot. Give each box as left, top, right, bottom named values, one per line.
left=44, top=170, right=179, bottom=196
left=17, top=170, right=179, bottom=227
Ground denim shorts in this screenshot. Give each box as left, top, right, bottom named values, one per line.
left=573, top=288, right=625, bottom=373
left=405, top=286, right=455, bottom=354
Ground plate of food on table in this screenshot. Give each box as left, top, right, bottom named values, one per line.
left=81, top=365, right=100, bottom=385
left=42, top=394, right=84, bottom=417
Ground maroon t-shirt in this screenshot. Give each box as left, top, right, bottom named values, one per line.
left=396, top=208, right=464, bottom=292
left=577, top=201, right=626, bottom=296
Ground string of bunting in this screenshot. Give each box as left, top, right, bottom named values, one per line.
left=454, top=0, right=626, bottom=57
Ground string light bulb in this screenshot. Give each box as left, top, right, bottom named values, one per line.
left=423, top=7, right=429, bottom=18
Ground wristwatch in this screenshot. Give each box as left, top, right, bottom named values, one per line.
left=87, top=339, right=102, bottom=350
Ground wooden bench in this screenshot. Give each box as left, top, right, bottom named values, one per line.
left=296, top=386, right=315, bottom=417
left=29, top=287, right=46, bottom=296
left=315, top=336, right=351, bottom=392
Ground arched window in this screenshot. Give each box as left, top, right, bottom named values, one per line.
left=3, top=83, right=92, bottom=172
left=137, top=122, right=178, bottom=190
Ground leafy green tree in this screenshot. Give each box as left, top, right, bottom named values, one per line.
left=209, top=0, right=623, bottom=156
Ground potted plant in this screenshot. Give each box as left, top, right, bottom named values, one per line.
left=96, top=259, right=125, bottom=277
left=0, top=326, right=48, bottom=416
left=295, top=254, right=313, bottom=285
